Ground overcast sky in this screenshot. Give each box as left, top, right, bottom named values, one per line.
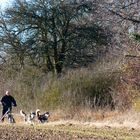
left=0, top=0, right=13, bottom=9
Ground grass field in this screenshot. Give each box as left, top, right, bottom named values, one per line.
left=1, top=109, right=140, bottom=140
left=0, top=120, right=140, bottom=140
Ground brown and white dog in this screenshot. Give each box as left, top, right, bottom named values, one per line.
left=20, top=110, right=36, bottom=123
left=36, top=109, right=50, bottom=123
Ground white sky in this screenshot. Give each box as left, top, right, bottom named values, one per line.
left=0, top=0, right=13, bottom=9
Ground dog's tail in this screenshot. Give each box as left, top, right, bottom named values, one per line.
left=20, top=110, right=27, bottom=117
left=20, top=110, right=27, bottom=122
left=36, top=109, right=40, bottom=118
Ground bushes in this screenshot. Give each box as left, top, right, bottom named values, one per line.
left=59, top=69, right=117, bottom=109
left=0, top=57, right=134, bottom=111
left=118, top=56, right=140, bottom=110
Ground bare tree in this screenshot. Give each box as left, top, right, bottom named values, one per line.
left=0, top=0, right=110, bottom=74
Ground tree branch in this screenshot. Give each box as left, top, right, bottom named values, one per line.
left=109, top=9, right=140, bottom=24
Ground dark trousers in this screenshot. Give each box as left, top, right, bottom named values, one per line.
left=1, top=107, right=11, bottom=122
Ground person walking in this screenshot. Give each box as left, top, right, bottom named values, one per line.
left=0, top=90, right=17, bottom=122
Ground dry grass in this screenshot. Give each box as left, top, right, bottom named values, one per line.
left=8, top=108, right=140, bottom=129
left=3, top=108, right=121, bottom=123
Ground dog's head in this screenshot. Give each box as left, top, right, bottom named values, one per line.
left=44, top=112, right=50, bottom=118
left=29, top=112, right=36, bottom=120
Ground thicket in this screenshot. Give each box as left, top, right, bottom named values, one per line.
left=0, top=49, right=139, bottom=113
left=0, top=58, right=124, bottom=111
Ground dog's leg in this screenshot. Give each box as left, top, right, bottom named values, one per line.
left=8, top=113, right=15, bottom=123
